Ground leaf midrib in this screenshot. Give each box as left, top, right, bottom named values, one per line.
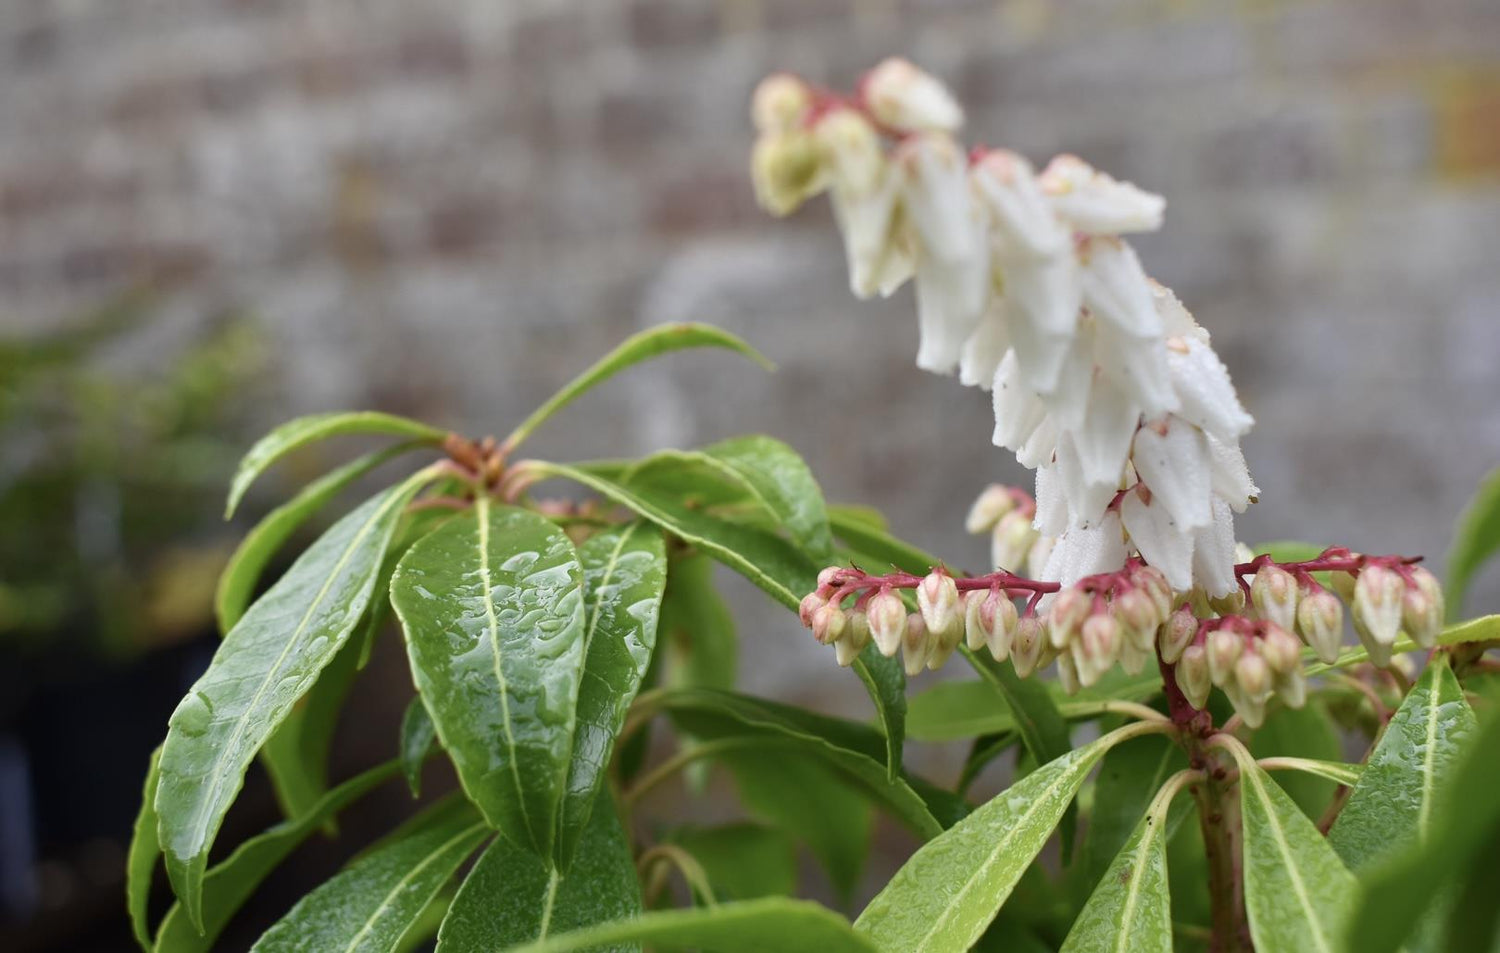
left=1113, top=814, right=1163, bottom=953
left=1244, top=768, right=1333, bottom=953
left=340, top=822, right=485, bottom=953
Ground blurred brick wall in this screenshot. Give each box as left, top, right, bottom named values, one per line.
left=3, top=0, right=1499, bottom=719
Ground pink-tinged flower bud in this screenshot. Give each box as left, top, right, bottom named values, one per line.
left=1177, top=645, right=1212, bottom=709
left=1078, top=614, right=1120, bottom=688
left=1011, top=615, right=1046, bottom=678
left=811, top=603, right=848, bottom=646
left=987, top=591, right=1019, bottom=662
left=1057, top=650, right=1082, bottom=696
left=918, top=570, right=962, bottom=639
left=799, top=591, right=828, bottom=628
left=1402, top=567, right=1444, bottom=649
left=1331, top=569, right=1358, bottom=602
left=1250, top=564, right=1299, bottom=632
left=1275, top=666, right=1308, bottom=710
left=963, top=590, right=988, bottom=652
left=902, top=612, right=931, bottom=677
left=861, top=57, right=964, bottom=133
left=817, top=566, right=844, bottom=590
left=1115, top=589, right=1161, bottom=653
left=1353, top=564, right=1404, bottom=652
left=1295, top=588, right=1344, bottom=664
left=1047, top=587, right=1091, bottom=649
left=1208, top=587, right=1246, bottom=617
left=866, top=590, right=907, bottom=658
left=965, top=484, right=1017, bottom=535
left=990, top=510, right=1039, bottom=572
left=927, top=609, right=963, bottom=671
left=751, top=72, right=812, bottom=134
left=836, top=611, right=873, bottom=667
left=1226, top=682, right=1267, bottom=729
left=1133, top=565, right=1175, bottom=621
left=1235, top=648, right=1271, bottom=701
left=1158, top=605, right=1199, bottom=665
left=1258, top=624, right=1302, bottom=675
left=751, top=131, right=824, bottom=217
left=1206, top=630, right=1243, bottom=687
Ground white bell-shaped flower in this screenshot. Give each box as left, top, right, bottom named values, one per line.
left=1205, top=432, right=1259, bottom=512
left=1032, top=461, right=1069, bottom=537
left=1069, top=373, right=1141, bottom=489
left=991, top=350, right=1048, bottom=451
left=1132, top=417, right=1214, bottom=531
left=1190, top=499, right=1239, bottom=597
left=1092, top=321, right=1180, bottom=421
left=1120, top=487, right=1196, bottom=591
left=959, top=304, right=1010, bottom=389
left=862, top=57, right=964, bottom=134
left=1079, top=237, right=1163, bottom=340
left=1040, top=154, right=1165, bottom=235
left=1165, top=336, right=1254, bottom=442
left=973, top=151, right=1071, bottom=259
left=1039, top=510, right=1128, bottom=589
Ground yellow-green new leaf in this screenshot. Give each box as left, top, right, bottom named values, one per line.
left=156, top=474, right=430, bottom=928
left=1446, top=466, right=1500, bottom=617
left=127, top=747, right=163, bottom=950
left=391, top=498, right=587, bottom=858
left=225, top=411, right=444, bottom=518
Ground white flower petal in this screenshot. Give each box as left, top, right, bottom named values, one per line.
left=897, top=133, right=977, bottom=264
left=1166, top=337, right=1254, bottom=442
left=1093, top=322, right=1180, bottom=420
left=1040, top=154, right=1165, bottom=235
left=1040, top=337, right=1095, bottom=432
left=863, top=58, right=964, bottom=134
left=1150, top=281, right=1209, bottom=343
left=1132, top=417, right=1214, bottom=531
left=1055, top=433, right=1118, bottom=528
left=1017, top=416, right=1058, bottom=470
left=973, top=150, right=1070, bottom=258
left=959, top=304, right=1011, bottom=389
left=914, top=246, right=987, bottom=374
left=1079, top=237, right=1162, bottom=339
left=1040, top=510, right=1128, bottom=588
left=1120, top=488, right=1195, bottom=591
left=1033, top=462, right=1069, bottom=537
left=1191, top=498, right=1239, bottom=598
left=991, top=350, right=1048, bottom=451
left=1205, top=432, right=1259, bottom=512
left=829, top=177, right=903, bottom=299
left=1071, top=374, right=1140, bottom=488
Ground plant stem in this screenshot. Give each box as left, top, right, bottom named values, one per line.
left=1191, top=747, right=1253, bottom=953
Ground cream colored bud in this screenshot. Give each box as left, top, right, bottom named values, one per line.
left=862, top=57, right=964, bottom=133
left=811, top=603, right=848, bottom=646
left=1295, top=588, right=1344, bottom=664
left=963, top=590, right=988, bottom=651
left=1047, top=587, right=1091, bottom=649
left=1258, top=624, right=1302, bottom=675
left=1353, top=565, right=1404, bottom=650
left=799, top=591, right=828, bottom=628
left=987, top=591, right=1019, bottom=662
left=1133, top=566, right=1175, bottom=621
left=1206, top=629, right=1243, bottom=686
left=751, top=131, right=824, bottom=216
left=1402, top=567, right=1444, bottom=649
left=927, top=607, right=963, bottom=671
left=866, top=590, right=907, bottom=657
left=1234, top=649, right=1272, bottom=700
left=1177, top=645, right=1213, bottom=709
left=1275, top=666, right=1308, bottom=710
left=817, top=566, right=844, bottom=589
left=1331, top=569, right=1358, bottom=602
left=1208, top=587, right=1247, bottom=617
left=902, top=612, right=931, bottom=676
left=1115, top=589, right=1161, bottom=652
left=1251, top=565, right=1299, bottom=632
left=1057, top=650, right=1082, bottom=695
left=965, top=484, right=1017, bottom=535
left=752, top=72, right=811, bottom=134
left=1227, top=682, right=1268, bottom=729
left=1078, top=614, right=1120, bottom=687
left=1119, top=640, right=1151, bottom=676
left=1158, top=605, right=1199, bottom=665
left=838, top=611, right=872, bottom=667
left=812, top=108, right=884, bottom=195
left=918, top=571, right=962, bottom=639
left=1011, top=615, right=1046, bottom=677
left=991, top=510, right=1039, bottom=573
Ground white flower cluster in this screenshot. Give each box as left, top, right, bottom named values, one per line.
left=752, top=60, right=1258, bottom=599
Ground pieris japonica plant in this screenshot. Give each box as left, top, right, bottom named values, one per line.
left=126, top=60, right=1498, bottom=953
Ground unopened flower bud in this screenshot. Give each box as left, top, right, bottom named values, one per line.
left=1206, top=629, right=1243, bottom=686
left=752, top=131, right=824, bottom=216
left=1119, top=640, right=1151, bottom=676
left=987, top=591, right=1019, bottom=662
left=866, top=590, right=907, bottom=657
left=927, top=609, right=963, bottom=671
left=902, top=612, right=931, bottom=676
left=1047, top=587, right=1091, bottom=649
left=990, top=510, right=1039, bottom=572
left=1133, top=565, right=1175, bottom=621
left=1295, top=588, right=1344, bottom=664
left=918, top=570, right=962, bottom=641
left=817, top=566, right=844, bottom=590
left=1275, top=666, right=1308, bottom=710
left=1057, top=651, right=1082, bottom=695
left=1114, top=589, right=1161, bottom=653
left=1258, top=624, right=1302, bottom=676
left=1177, top=645, right=1212, bottom=709
left=1353, top=564, right=1404, bottom=652
left=836, top=611, right=872, bottom=667
left=811, top=603, right=848, bottom=646
left=1011, top=615, right=1046, bottom=677
left=799, top=591, right=828, bottom=628
left=1402, top=567, right=1444, bottom=649
left=813, top=108, right=884, bottom=195
left=1234, top=649, right=1272, bottom=701
left=1226, top=683, right=1268, bottom=729
left=1158, top=605, right=1199, bottom=665
left=1331, top=569, right=1358, bottom=602
left=1208, top=587, right=1247, bottom=617
left=965, top=484, right=1017, bottom=535
left=752, top=72, right=811, bottom=134
left=861, top=57, right=964, bottom=133
left=1250, top=565, right=1299, bottom=632
left=963, top=590, right=988, bottom=651
left=1078, top=614, right=1120, bottom=688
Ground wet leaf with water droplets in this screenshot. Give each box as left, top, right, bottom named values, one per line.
left=391, top=498, right=587, bottom=860
left=400, top=698, right=436, bottom=798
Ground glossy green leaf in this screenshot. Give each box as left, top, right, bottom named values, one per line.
left=854, top=724, right=1164, bottom=951
left=391, top=497, right=587, bottom=858
left=436, top=798, right=640, bottom=952
left=1249, top=702, right=1342, bottom=820
left=498, top=898, right=879, bottom=953
left=1330, top=654, right=1477, bottom=870
left=502, top=323, right=774, bottom=451
left=702, top=435, right=834, bottom=559
left=1078, top=735, right=1188, bottom=897
left=400, top=698, right=436, bottom=798
left=226, top=411, right=444, bottom=518
left=217, top=445, right=414, bottom=631
left=659, top=553, right=737, bottom=694
left=828, top=508, right=944, bottom=574
left=558, top=522, right=666, bottom=867
left=1060, top=785, right=1182, bottom=953
left=127, top=746, right=162, bottom=951
left=528, top=460, right=907, bottom=778
left=1262, top=758, right=1362, bottom=788
left=1447, top=466, right=1500, bottom=617
left=259, top=631, right=363, bottom=821
left=667, top=823, right=799, bottom=901
left=157, top=473, right=431, bottom=927
left=1251, top=540, right=1329, bottom=564
left=907, top=675, right=1161, bottom=742
left=153, top=762, right=399, bottom=953
left=827, top=504, right=890, bottom=532
left=251, top=799, right=487, bottom=953
left=1233, top=753, right=1356, bottom=953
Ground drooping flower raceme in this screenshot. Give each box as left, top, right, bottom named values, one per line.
left=756, top=60, right=1440, bottom=728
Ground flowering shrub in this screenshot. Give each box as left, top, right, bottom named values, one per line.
left=129, top=59, right=1499, bottom=953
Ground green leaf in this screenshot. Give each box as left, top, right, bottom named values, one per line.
left=1232, top=751, right=1357, bottom=953
left=1078, top=735, right=1188, bottom=898
left=435, top=798, right=640, bottom=952
left=827, top=504, right=890, bottom=532
left=853, top=724, right=1165, bottom=952
left=259, top=631, right=363, bottom=821
left=1303, top=613, right=1500, bottom=676
left=528, top=460, right=908, bottom=779
left=225, top=411, right=444, bottom=518
left=667, top=823, right=799, bottom=900
left=251, top=799, right=487, bottom=953
left=1261, top=758, right=1363, bottom=788
left=152, top=762, right=400, bottom=953
left=502, top=323, right=774, bottom=451
left=157, top=473, right=431, bottom=927
left=400, top=698, right=436, bottom=798
left=1447, top=466, right=1500, bottom=617
left=1251, top=541, right=1330, bottom=564
left=1060, top=782, right=1184, bottom=953
left=127, top=746, right=163, bottom=951
left=702, top=435, right=835, bottom=559
left=558, top=522, right=667, bottom=868
left=659, top=553, right=737, bottom=695
left=1329, top=654, right=1477, bottom=870
left=1249, top=702, right=1342, bottom=820
left=497, top=898, right=879, bottom=953
left=828, top=509, right=944, bottom=574
left=217, top=444, right=414, bottom=631
left=907, top=675, right=1162, bottom=742
left=391, top=496, right=587, bottom=858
